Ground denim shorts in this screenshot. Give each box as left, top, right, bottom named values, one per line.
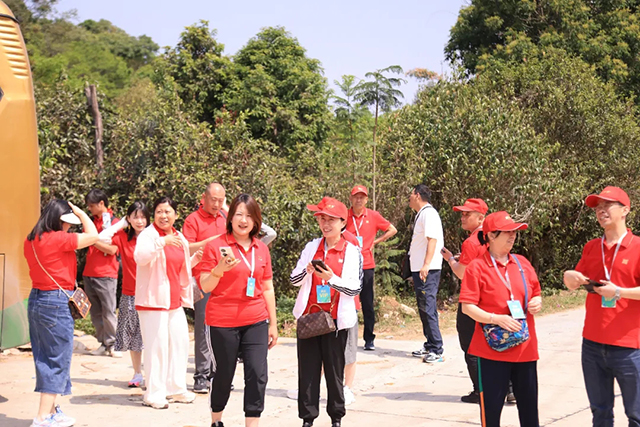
left=28, top=288, right=75, bottom=395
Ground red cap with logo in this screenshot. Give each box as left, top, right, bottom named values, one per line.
left=585, top=186, right=630, bottom=208
left=307, top=197, right=349, bottom=220
left=453, top=198, right=489, bottom=214
left=483, top=211, right=528, bottom=233
left=351, top=185, right=368, bottom=196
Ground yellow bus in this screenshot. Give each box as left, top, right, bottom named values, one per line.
left=0, top=1, right=41, bottom=350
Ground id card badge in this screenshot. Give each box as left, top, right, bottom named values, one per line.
left=602, top=296, right=617, bottom=308
left=316, top=285, right=331, bottom=303
left=507, top=300, right=526, bottom=320
left=246, top=277, right=256, bottom=297
left=356, top=236, right=363, bottom=248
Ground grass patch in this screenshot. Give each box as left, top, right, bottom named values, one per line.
left=74, top=315, right=96, bottom=336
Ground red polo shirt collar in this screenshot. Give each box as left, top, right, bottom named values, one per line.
left=321, top=236, right=347, bottom=252
left=197, top=206, right=225, bottom=220
left=481, top=248, right=516, bottom=267
left=349, top=207, right=368, bottom=218
left=153, top=223, right=177, bottom=236
left=224, top=233, right=259, bottom=250
left=603, top=228, right=634, bottom=249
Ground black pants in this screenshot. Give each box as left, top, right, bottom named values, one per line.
left=457, top=303, right=478, bottom=392
left=209, top=320, right=269, bottom=417
left=297, top=328, right=348, bottom=423
left=361, top=269, right=376, bottom=345
left=478, top=358, right=539, bottom=427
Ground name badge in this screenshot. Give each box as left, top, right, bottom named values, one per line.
left=246, top=277, right=256, bottom=297
left=316, top=285, right=331, bottom=303
left=356, top=236, right=363, bottom=248
left=507, top=300, right=526, bottom=320
left=602, top=296, right=616, bottom=308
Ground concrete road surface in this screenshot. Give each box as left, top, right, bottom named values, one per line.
left=0, top=308, right=629, bottom=426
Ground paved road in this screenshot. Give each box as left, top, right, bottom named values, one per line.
left=0, top=308, right=628, bottom=426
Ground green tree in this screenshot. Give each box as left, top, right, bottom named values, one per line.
left=354, top=65, right=406, bottom=209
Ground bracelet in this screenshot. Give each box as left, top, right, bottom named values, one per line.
left=448, top=256, right=455, bottom=264
left=211, top=270, right=223, bottom=278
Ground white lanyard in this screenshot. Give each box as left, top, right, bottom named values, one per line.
left=601, top=231, right=627, bottom=281
left=490, top=254, right=514, bottom=300
left=352, top=212, right=365, bottom=236
left=321, top=240, right=330, bottom=285
left=236, top=245, right=255, bottom=278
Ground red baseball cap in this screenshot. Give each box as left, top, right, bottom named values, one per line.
left=453, top=198, right=489, bottom=214
left=351, top=185, right=368, bottom=196
left=307, top=197, right=348, bottom=220
left=483, top=211, right=528, bottom=233
left=585, top=186, right=630, bottom=208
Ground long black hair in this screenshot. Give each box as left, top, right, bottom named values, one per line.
left=478, top=230, right=501, bottom=246
left=27, top=199, right=72, bottom=241
left=126, top=201, right=150, bottom=241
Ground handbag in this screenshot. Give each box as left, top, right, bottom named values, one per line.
left=481, top=255, right=530, bottom=352
left=296, top=293, right=338, bottom=339
left=31, top=242, right=91, bottom=320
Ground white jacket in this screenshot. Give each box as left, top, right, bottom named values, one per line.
left=290, top=237, right=363, bottom=330
left=134, top=224, right=197, bottom=310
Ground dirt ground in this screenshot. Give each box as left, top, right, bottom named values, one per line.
left=0, top=307, right=629, bottom=427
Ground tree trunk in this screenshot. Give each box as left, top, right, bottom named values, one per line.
left=373, top=102, right=378, bottom=210
left=85, top=85, right=103, bottom=172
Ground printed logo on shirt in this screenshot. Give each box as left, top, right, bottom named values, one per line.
left=339, top=259, right=344, bottom=263
left=623, top=259, right=629, bottom=265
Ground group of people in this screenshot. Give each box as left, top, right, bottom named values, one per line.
left=22, top=181, right=640, bottom=427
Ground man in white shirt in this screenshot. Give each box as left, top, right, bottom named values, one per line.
left=408, top=184, right=445, bottom=363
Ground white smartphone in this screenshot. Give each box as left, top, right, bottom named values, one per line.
left=219, top=246, right=233, bottom=258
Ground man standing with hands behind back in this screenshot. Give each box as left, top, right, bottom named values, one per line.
left=182, top=182, right=227, bottom=394
left=408, top=184, right=445, bottom=363
left=346, top=185, right=397, bottom=351
left=564, top=186, right=640, bottom=427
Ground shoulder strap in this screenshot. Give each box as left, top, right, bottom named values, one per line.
left=220, top=210, right=227, bottom=219
left=511, top=254, right=528, bottom=311
left=31, top=241, right=72, bottom=298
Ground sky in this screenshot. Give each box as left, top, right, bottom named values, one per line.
left=56, top=0, right=469, bottom=104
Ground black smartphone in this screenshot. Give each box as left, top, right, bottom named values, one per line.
left=311, top=259, right=328, bottom=271
left=584, top=280, right=604, bottom=293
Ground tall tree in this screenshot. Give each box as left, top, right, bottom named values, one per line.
left=354, top=66, right=405, bottom=209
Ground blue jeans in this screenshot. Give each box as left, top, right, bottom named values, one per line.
left=28, top=289, right=75, bottom=395
left=412, top=270, right=443, bottom=354
left=582, top=338, right=640, bottom=427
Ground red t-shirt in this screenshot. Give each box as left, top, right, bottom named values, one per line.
left=199, top=234, right=273, bottom=327
left=83, top=211, right=119, bottom=278
left=305, top=237, right=347, bottom=319
left=345, top=208, right=391, bottom=269
left=136, top=224, right=185, bottom=311
left=182, top=207, right=226, bottom=286
left=458, top=227, right=484, bottom=266
left=112, top=230, right=137, bottom=296
left=24, top=231, right=78, bottom=291
left=459, top=249, right=542, bottom=362
left=575, top=230, right=640, bottom=349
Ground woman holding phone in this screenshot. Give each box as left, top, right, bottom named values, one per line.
left=290, top=197, right=363, bottom=427
left=199, top=193, right=278, bottom=427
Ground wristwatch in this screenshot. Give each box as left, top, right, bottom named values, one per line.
left=614, top=286, right=622, bottom=301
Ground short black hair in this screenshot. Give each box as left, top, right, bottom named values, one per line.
left=413, top=184, right=432, bottom=203
left=85, top=189, right=109, bottom=207
left=153, top=196, right=178, bottom=214
left=27, top=199, right=72, bottom=241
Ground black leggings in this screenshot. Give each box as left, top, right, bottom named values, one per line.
left=209, top=320, right=269, bottom=417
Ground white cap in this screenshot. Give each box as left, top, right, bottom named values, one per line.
left=60, top=212, right=81, bottom=225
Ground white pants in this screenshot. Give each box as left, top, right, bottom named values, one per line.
left=138, top=308, right=189, bottom=405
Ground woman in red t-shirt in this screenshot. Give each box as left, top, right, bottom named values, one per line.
left=199, top=194, right=278, bottom=427
left=459, top=211, right=543, bottom=427
left=98, top=201, right=149, bottom=388
left=24, top=199, right=98, bottom=427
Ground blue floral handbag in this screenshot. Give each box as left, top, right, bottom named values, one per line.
left=481, top=255, right=530, bottom=352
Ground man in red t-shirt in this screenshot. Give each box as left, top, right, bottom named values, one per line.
left=441, top=198, right=487, bottom=404
left=564, top=186, right=640, bottom=426
left=83, top=189, right=121, bottom=357
left=182, top=182, right=227, bottom=393
left=346, top=185, right=397, bottom=351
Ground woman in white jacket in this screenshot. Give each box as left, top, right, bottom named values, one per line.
left=290, top=197, right=362, bottom=427
left=134, top=196, right=201, bottom=409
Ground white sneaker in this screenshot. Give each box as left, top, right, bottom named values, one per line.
left=30, top=414, right=62, bottom=426
left=343, top=386, right=356, bottom=406
left=110, top=350, right=123, bottom=358
left=286, top=389, right=298, bottom=400
left=90, top=345, right=107, bottom=356
left=51, top=405, right=75, bottom=427
left=167, top=391, right=195, bottom=403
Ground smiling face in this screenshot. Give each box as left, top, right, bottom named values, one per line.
left=488, top=230, right=517, bottom=254
left=461, top=211, right=484, bottom=232
left=128, top=210, right=148, bottom=234
left=594, top=201, right=629, bottom=230
left=316, top=213, right=345, bottom=240
left=231, top=202, right=255, bottom=239
left=349, top=193, right=368, bottom=211
left=154, top=202, right=177, bottom=232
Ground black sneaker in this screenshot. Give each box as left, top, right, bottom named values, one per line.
left=411, top=346, right=429, bottom=358
left=302, top=420, right=313, bottom=427
left=461, top=391, right=480, bottom=404
left=193, top=377, right=209, bottom=394
left=364, top=342, right=375, bottom=351
left=331, top=421, right=341, bottom=427
left=211, top=422, right=224, bottom=427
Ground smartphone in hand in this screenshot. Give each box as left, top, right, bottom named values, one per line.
left=584, top=279, right=604, bottom=293
left=311, top=259, right=328, bottom=272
